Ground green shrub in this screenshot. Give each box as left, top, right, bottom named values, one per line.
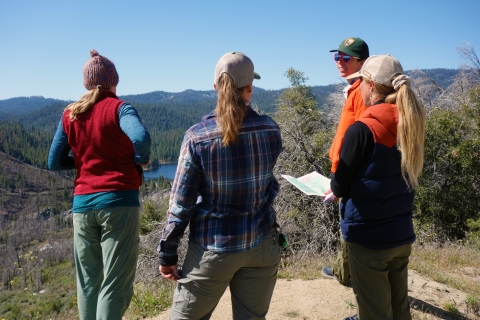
left=466, top=215, right=480, bottom=243
left=4, top=304, right=22, bottom=319
left=466, top=295, right=480, bottom=318
left=44, top=298, right=63, bottom=313
left=415, top=86, right=480, bottom=240
left=139, top=198, right=168, bottom=235
left=443, top=301, right=459, bottom=313
left=126, top=281, right=176, bottom=319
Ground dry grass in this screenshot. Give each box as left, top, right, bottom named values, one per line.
left=410, top=241, right=480, bottom=297
left=278, top=241, right=480, bottom=319
left=279, top=241, right=480, bottom=296
left=278, top=254, right=333, bottom=281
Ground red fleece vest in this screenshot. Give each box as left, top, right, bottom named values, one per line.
left=62, top=92, right=142, bottom=195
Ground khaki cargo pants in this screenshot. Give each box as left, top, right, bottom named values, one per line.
left=170, top=229, right=281, bottom=320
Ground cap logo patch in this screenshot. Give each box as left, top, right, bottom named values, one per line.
left=344, top=38, right=355, bottom=46
left=363, top=70, right=372, bottom=78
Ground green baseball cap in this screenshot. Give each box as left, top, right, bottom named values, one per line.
left=330, top=37, right=369, bottom=59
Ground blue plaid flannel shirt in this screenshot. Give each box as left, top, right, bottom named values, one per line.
left=158, top=106, right=282, bottom=266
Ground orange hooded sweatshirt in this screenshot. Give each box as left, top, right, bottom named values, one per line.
left=329, top=79, right=368, bottom=173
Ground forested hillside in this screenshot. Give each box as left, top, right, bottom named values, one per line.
left=0, top=84, right=337, bottom=166
left=0, top=69, right=457, bottom=168
left=0, top=151, right=73, bottom=216
left=135, top=101, right=214, bottom=163
left=0, top=150, right=76, bottom=319
left=120, top=89, right=217, bottom=104
left=407, top=68, right=459, bottom=88
left=0, top=67, right=465, bottom=186
left=0, top=96, right=70, bottom=116
left=0, top=121, right=54, bottom=168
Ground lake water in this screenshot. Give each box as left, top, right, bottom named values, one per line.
left=143, top=163, right=178, bottom=181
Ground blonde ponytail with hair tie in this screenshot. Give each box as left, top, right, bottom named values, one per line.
left=392, top=75, right=411, bottom=91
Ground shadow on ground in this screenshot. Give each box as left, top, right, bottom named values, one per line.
left=409, top=296, right=467, bottom=320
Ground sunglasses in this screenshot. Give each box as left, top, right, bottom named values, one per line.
left=334, top=53, right=358, bottom=63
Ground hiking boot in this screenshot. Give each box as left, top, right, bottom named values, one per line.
left=343, top=315, right=358, bottom=320
left=321, top=266, right=335, bottom=279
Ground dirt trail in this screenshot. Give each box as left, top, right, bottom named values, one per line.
left=149, top=270, right=470, bottom=319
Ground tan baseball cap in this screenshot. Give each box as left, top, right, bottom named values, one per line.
left=214, top=52, right=260, bottom=89
left=346, top=54, right=403, bottom=87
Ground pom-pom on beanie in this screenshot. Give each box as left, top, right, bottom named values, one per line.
left=83, top=50, right=119, bottom=90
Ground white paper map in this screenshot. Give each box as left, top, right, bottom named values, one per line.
left=281, top=171, right=331, bottom=196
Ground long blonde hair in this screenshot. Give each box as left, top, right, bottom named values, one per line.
left=215, top=73, right=248, bottom=146
left=370, top=78, right=425, bottom=189
left=64, top=86, right=109, bottom=121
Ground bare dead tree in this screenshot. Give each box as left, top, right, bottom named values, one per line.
left=322, top=82, right=347, bottom=124
left=273, top=68, right=340, bottom=259
left=457, top=42, right=480, bottom=78
left=410, top=43, right=480, bottom=115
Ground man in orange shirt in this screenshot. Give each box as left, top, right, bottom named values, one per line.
left=322, top=38, right=369, bottom=289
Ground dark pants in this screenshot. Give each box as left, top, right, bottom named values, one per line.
left=332, top=235, right=351, bottom=285
left=332, top=199, right=351, bottom=285
left=347, top=242, right=412, bottom=320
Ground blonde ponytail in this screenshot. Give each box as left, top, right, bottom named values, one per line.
left=385, top=83, right=425, bottom=189
left=64, top=86, right=103, bottom=121
left=215, top=73, right=247, bottom=146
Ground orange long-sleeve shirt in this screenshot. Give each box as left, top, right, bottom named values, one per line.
left=329, top=79, right=368, bottom=173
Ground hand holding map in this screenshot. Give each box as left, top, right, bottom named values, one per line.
left=281, top=171, right=330, bottom=196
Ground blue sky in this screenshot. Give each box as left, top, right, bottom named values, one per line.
left=1, top=0, right=479, bottom=101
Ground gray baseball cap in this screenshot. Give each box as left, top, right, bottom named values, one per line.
left=346, top=54, right=403, bottom=87
left=214, top=52, right=260, bottom=89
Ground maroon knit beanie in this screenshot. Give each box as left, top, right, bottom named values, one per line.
left=82, top=50, right=119, bottom=90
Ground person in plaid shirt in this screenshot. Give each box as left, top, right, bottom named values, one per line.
left=158, top=52, right=283, bottom=319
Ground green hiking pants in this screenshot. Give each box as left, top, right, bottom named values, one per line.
left=73, top=206, right=140, bottom=320
left=347, top=242, right=412, bottom=320
left=332, top=235, right=351, bottom=285
left=332, top=199, right=351, bottom=285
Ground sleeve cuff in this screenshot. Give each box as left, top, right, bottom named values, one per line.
left=159, top=254, right=178, bottom=267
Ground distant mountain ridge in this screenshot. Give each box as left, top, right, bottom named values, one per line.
left=0, top=68, right=459, bottom=115
left=0, top=96, right=70, bottom=115
left=120, top=89, right=217, bottom=104
left=0, top=67, right=465, bottom=169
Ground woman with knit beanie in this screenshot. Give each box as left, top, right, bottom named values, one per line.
left=327, top=54, right=425, bottom=320
left=158, top=52, right=283, bottom=319
left=48, top=50, right=151, bottom=320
